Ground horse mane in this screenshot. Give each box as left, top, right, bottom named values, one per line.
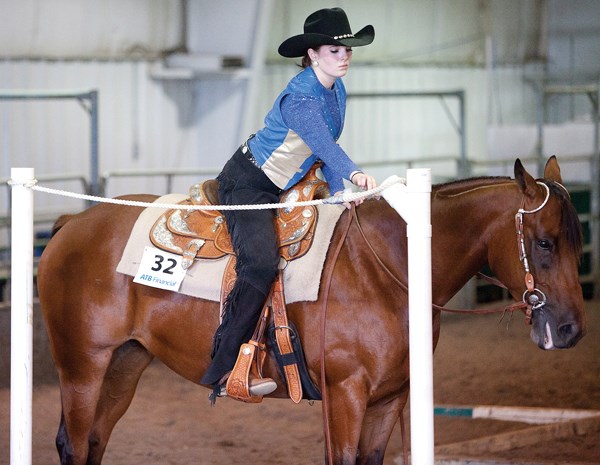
left=433, top=176, right=583, bottom=256
left=433, top=176, right=511, bottom=195
left=543, top=181, right=583, bottom=256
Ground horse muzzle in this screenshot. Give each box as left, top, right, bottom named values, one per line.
left=529, top=307, right=586, bottom=350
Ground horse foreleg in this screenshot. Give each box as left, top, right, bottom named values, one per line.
left=325, top=383, right=368, bottom=465
left=357, top=391, right=409, bottom=465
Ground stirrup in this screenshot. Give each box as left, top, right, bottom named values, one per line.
left=218, top=374, right=277, bottom=397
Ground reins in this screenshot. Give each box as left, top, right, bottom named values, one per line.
left=320, top=206, right=354, bottom=465
left=350, top=206, right=528, bottom=319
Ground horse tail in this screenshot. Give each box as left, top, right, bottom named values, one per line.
left=51, top=214, right=74, bottom=237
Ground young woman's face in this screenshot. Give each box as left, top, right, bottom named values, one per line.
left=309, top=45, right=353, bottom=87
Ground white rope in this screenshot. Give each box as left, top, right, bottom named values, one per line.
left=26, top=175, right=404, bottom=211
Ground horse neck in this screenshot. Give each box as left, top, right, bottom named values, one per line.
left=431, top=178, right=521, bottom=302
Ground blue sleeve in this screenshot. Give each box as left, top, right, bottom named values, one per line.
left=281, top=94, right=361, bottom=194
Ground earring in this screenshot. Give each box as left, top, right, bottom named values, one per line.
left=312, top=60, right=319, bottom=67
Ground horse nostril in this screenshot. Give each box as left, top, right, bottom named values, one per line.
left=557, top=323, right=576, bottom=340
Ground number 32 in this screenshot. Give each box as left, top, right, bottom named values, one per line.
left=151, top=254, right=177, bottom=274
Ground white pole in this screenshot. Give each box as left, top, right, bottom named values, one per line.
left=10, top=167, right=35, bottom=465
left=406, top=168, right=434, bottom=465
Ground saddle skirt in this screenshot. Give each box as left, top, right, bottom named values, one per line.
left=150, top=164, right=330, bottom=270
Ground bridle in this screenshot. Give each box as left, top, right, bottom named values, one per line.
left=515, top=181, right=551, bottom=323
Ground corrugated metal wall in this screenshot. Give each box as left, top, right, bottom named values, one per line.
left=0, top=60, right=248, bottom=216
left=0, top=0, right=182, bottom=59
left=266, top=0, right=544, bottom=66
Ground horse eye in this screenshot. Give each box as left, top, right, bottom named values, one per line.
left=537, top=239, right=552, bottom=251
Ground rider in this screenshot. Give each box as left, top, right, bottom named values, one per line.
left=200, top=7, right=377, bottom=397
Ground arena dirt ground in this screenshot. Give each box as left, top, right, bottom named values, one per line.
left=1, top=300, right=599, bottom=464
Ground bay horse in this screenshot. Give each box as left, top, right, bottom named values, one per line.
left=37, top=157, right=586, bottom=465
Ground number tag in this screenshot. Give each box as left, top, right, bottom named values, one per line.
left=133, top=246, right=187, bottom=292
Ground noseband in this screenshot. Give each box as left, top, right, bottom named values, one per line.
left=515, top=181, right=551, bottom=324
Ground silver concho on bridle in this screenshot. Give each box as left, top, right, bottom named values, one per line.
left=523, top=287, right=547, bottom=310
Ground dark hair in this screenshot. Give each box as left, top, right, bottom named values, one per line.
left=301, top=53, right=311, bottom=68
left=300, top=46, right=321, bottom=68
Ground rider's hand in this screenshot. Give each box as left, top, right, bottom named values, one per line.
left=351, top=172, right=377, bottom=191
left=334, top=190, right=352, bottom=209
left=349, top=172, right=377, bottom=207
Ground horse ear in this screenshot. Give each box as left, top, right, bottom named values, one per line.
left=514, top=158, right=538, bottom=197
left=543, top=155, right=563, bottom=183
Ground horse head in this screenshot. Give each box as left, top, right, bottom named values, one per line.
left=491, top=156, right=586, bottom=350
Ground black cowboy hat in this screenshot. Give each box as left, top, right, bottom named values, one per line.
left=278, top=7, right=375, bottom=58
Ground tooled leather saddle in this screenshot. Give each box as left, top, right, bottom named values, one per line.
left=149, top=163, right=329, bottom=403
left=149, top=163, right=329, bottom=298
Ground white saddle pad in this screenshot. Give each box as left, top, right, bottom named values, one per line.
left=116, top=194, right=345, bottom=303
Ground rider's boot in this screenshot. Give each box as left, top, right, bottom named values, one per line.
left=200, top=281, right=276, bottom=396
